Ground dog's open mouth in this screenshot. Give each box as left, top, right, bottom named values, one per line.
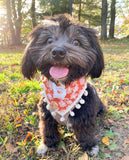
left=49, top=66, right=69, bottom=79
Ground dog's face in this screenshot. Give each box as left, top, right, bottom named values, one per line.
left=21, top=15, right=104, bottom=84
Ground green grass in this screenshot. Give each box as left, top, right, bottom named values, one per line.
left=0, top=38, right=129, bottom=159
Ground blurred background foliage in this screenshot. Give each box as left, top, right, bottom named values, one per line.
left=0, top=0, right=129, bottom=46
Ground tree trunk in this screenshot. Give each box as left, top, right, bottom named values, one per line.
left=109, top=0, right=116, bottom=39
left=31, top=0, right=37, bottom=28
left=78, top=0, right=81, bottom=21
left=15, top=0, right=22, bottom=45
left=101, top=0, right=107, bottom=40
left=6, top=0, right=22, bottom=45
left=68, top=0, right=73, bottom=15
left=5, top=0, right=17, bottom=45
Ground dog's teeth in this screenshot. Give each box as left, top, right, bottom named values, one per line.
left=75, top=104, right=81, bottom=109
left=84, top=90, right=88, bottom=96
left=80, top=98, right=85, bottom=104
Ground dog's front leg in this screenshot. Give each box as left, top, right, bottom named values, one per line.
left=37, top=99, right=60, bottom=155
left=68, top=114, right=99, bottom=156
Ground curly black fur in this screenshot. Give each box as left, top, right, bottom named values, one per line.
left=21, top=15, right=106, bottom=155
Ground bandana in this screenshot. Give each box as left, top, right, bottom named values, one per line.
left=40, top=76, right=88, bottom=125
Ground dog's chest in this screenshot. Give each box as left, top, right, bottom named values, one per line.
left=40, top=77, right=88, bottom=125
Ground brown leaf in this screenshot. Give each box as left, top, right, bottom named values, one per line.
left=123, top=137, right=129, bottom=147
left=14, top=117, right=23, bottom=125
left=108, top=119, right=115, bottom=124
left=120, top=79, right=124, bottom=83
left=117, top=107, right=124, bottom=111
left=125, top=121, right=129, bottom=125
left=121, top=156, right=129, bottom=160
left=24, top=132, right=33, bottom=143
left=78, top=152, right=88, bottom=160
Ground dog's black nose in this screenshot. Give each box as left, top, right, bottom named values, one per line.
left=52, top=47, right=66, bottom=60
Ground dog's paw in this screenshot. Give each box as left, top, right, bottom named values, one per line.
left=88, top=145, right=99, bottom=156
left=37, top=143, right=48, bottom=156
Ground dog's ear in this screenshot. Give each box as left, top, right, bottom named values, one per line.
left=21, top=26, right=43, bottom=79
left=80, top=27, right=104, bottom=78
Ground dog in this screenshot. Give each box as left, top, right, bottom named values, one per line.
left=21, top=15, right=106, bottom=156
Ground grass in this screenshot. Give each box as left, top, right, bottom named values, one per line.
left=0, top=38, right=129, bottom=160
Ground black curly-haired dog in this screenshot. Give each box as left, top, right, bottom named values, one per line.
left=21, top=15, right=106, bottom=156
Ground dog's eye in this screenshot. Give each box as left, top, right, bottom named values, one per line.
left=47, top=37, right=53, bottom=44
left=73, top=40, right=80, bottom=46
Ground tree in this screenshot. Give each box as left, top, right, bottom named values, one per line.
left=40, top=0, right=69, bottom=16
left=74, top=0, right=101, bottom=27
left=109, top=0, right=116, bottom=39
left=68, top=0, right=73, bottom=15
left=5, top=0, right=22, bottom=45
left=101, top=0, right=107, bottom=40
left=78, top=0, right=82, bottom=21
left=31, top=0, right=37, bottom=28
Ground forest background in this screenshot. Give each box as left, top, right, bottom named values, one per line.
left=0, top=0, right=129, bottom=46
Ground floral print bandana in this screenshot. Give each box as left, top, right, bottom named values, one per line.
left=40, top=76, right=88, bottom=125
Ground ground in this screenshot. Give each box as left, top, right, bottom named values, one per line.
left=0, top=38, right=129, bottom=160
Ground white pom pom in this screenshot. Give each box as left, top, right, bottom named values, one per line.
left=51, top=112, right=56, bottom=116
left=80, top=98, right=85, bottom=104
left=70, top=111, right=75, bottom=117
left=46, top=104, right=50, bottom=110
left=84, top=90, right=88, bottom=96
left=40, top=91, right=44, bottom=96
left=60, top=117, right=65, bottom=122
left=75, top=104, right=81, bottom=109
left=40, top=83, right=44, bottom=88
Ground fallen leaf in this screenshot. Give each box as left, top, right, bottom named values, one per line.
left=121, top=156, right=129, bottom=160
left=14, top=117, right=23, bottom=125
left=106, top=80, right=112, bottom=83
left=125, top=121, right=129, bottom=125
left=29, top=148, right=35, bottom=154
left=102, top=136, right=109, bottom=146
left=120, top=79, right=124, bottom=83
left=79, top=152, right=88, bottom=160
left=12, top=63, right=18, bottom=66
left=20, top=82, right=26, bottom=87
left=117, top=107, right=124, bottom=111
left=16, top=124, right=22, bottom=128
left=123, top=137, right=129, bottom=147
left=108, top=119, right=115, bottom=124
left=23, top=110, right=28, bottom=115
left=24, top=132, right=33, bottom=143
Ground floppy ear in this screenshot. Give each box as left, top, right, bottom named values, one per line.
left=21, top=26, right=44, bottom=79
left=81, top=27, right=104, bottom=78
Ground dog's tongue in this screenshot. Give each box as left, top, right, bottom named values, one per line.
left=49, top=66, right=69, bottom=79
